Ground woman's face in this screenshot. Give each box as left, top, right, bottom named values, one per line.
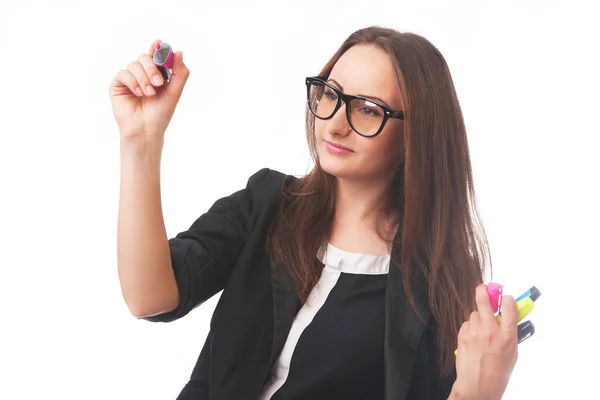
left=315, top=44, right=404, bottom=183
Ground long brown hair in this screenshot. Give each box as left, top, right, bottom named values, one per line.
left=267, top=26, right=490, bottom=378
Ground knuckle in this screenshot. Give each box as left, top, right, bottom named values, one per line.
left=483, top=330, right=494, bottom=344
left=503, top=333, right=516, bottom=347
left=122, top=69, right=135, bottom=81
left=138, top=54, right=163, bottom=80
left=496, top=335, right=513, bottom=352
left=469, top=311, right=479, bottom=321
left=127, top=61, right=138, bottom=70
left=475, top=285, right=487, bottom=300
left=138, top=53, right=151, bottom=63
left=115, top=70, right=132, bottom=87
left=468, top=330, right=478, bottom=341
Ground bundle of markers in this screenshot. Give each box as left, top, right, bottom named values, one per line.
left=507, top=284, right=540, bottom=344
left=455, top=284, right=541, bottom=356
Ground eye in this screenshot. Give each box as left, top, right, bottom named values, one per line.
left=324, top=88, right=338, bottom=102
left=360, top=106, right=381, bottom=117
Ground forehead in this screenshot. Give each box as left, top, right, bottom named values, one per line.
left=328, top=44, right=402, bottom=108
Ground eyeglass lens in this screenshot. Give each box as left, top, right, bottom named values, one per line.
left=308, top=80, right=385, bottom=137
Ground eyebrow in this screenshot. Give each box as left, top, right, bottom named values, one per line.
left=327, top=78, right=393, bottom=108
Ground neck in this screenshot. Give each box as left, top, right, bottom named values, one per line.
left=333, top=174, right=395, bottom=228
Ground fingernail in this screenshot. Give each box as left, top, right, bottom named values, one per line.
left=135, top=87, right=143, bottom=97
left=146, top=85, right=155, bottom=95
left=152, top=75, right=163, bottom=86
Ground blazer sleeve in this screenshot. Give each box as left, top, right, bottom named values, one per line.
left=141, top=167, right=278, bottom=323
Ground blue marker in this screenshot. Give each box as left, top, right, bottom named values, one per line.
left=515, top=286, right=542, bottom=302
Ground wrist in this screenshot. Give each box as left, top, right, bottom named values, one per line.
left=120, top=135, right=164, bottom=157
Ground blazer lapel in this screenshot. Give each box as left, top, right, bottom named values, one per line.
left=384, top=240, right=432, bottom=400
left=268, top=257, right=302, bottom=369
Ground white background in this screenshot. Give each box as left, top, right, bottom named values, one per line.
left=1, top=0, right=599, bottom=398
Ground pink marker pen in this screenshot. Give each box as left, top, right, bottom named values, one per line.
left=487, top=282, right=503, bottom=314
left=153, top=41, right=175, bottom=82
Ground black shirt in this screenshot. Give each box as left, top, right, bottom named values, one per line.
left=259, top=243, right=390, bottom=399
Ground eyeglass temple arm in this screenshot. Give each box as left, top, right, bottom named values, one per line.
left=389, top=110, right=404, bottom=119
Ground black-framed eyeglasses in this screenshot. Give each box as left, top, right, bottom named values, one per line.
left=305, top=76, right=404, bottom=138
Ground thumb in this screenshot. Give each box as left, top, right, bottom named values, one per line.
left=165, top=51, right=189, bottom=101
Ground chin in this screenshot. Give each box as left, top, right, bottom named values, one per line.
left=318, top=146, right=353, bottom=179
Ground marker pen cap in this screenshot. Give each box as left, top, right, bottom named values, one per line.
left=487, top=282, right=503, bottom=314
left=153, top=41, right=174, bottom=81
left=517, top=320, right=535, bottom=343
left=515, top=286, right=542, bottom=303
left=529, top=286, right=541, bottom=302
left=153, top=42, right=174, bottom=68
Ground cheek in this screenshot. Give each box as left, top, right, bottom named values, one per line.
left=314, top=119, right=326, bottom=139
left=383, top=123, right=404, bottom=159
left=361, top=128, right=403, bottom=168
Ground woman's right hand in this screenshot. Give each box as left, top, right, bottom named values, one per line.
left=109, top=39, right=190, bottom=142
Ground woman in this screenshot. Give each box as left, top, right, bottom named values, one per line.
left=110, top=26, right=519, bottom=400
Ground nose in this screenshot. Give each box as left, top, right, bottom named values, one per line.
left=326, top=102, right=352, bottom=137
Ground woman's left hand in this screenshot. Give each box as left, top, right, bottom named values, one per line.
left=451, top=284, right=519, bottom=400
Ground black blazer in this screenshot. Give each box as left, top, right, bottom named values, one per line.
left=142, top=168, right=456, bottom=400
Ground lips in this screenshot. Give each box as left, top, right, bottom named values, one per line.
left=325, top=141, right=353, bottom=152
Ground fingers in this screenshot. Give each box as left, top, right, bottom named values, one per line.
left=468, top=310, right=481, bottom=341
left=138, top=53, right=165, bottom=87
left=115, top=40, right=166, bottom=98
left=500, top=295, right=518, bottom=333
left=475, top=284, right=496, bottom=327
left=126, top=58, right=156, bottom=97
left=457, top=319, right=470, bottom=349
left=458, top=320, right=470, bottom=336
left=111, top=70, right=143, bottom=97
left=112, top=39, right=188, bottom=102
